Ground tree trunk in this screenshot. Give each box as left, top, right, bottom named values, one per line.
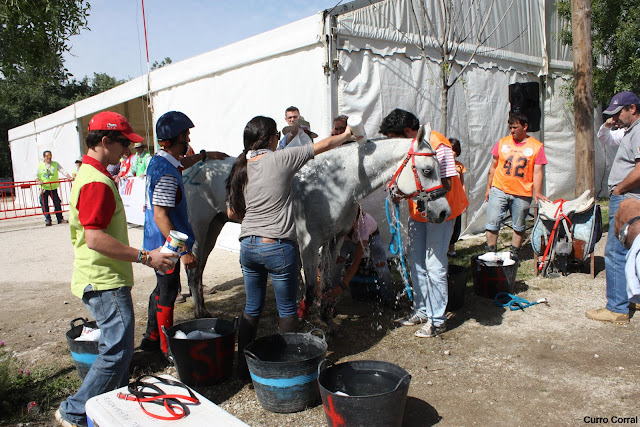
left=572, top=0, right=594, bottom=198
left=441, top=80, right=449, bottom=135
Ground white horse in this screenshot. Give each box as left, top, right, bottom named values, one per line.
left=183, top=124, right=450, bottom=318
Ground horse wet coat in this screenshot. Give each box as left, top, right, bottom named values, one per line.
left=183, top=125, right=450, bottom=318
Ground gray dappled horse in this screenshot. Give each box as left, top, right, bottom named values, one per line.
left=183, top=124, right=450, bottom=318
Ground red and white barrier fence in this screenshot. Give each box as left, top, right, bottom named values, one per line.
left=0, top=179, right=72, bottom=220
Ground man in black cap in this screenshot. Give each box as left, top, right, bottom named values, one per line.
left=587, top=91, right=640, bottom=324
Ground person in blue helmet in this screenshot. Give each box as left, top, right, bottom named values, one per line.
left=139, top=111, right=228, bottom=355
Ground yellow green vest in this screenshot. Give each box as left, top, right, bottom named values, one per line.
left=69, top=163, right=134, bottom=298
left=37, top=161, right=60, bottom=190
left=133, top=152, right=151, bottom=176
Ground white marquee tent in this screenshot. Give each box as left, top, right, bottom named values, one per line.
left=9, top=0, right=610, bottom=250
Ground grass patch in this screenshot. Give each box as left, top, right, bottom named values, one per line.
left=600, top=198, right=610, bottom=231
left=0, top=348, right=80, bottom=423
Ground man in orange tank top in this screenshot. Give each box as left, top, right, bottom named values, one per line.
left=485, top=112, right=549, bottom=259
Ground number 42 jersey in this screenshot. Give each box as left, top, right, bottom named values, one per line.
left=491, top=135, right=546, bottom=198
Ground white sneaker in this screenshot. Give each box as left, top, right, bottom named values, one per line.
left=395, top=313, right=427, bottom=326
left=55, top=409, right=79, bottom=427
left=414, top=322, right=446, bottom=338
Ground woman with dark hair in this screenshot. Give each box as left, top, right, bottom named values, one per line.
left=227, top=115, right=356, bottom=379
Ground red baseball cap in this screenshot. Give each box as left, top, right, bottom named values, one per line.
left=88, top=111, right=144, bottom=143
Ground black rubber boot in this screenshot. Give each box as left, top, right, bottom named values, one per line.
left=278, top=314, right=299, bottom=333
left=237, top=313, right=259, bottom=381
left=510, top=245, right=521, bottom=262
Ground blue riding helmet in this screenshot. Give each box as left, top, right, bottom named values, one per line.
left=156, top=111, right=194, bottom=141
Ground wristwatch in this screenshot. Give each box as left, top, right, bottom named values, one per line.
left=200, top=149, right=207, bottom=162
left=617, top=215, right=640, bottom=247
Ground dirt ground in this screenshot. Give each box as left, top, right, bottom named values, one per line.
left=1, top=215, right=639, bottom=426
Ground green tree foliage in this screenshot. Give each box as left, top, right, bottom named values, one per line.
left=151, top=57, right=172, bottom=70
left=0, top=72, right=125, bottom=177
left=0, top=0, right=90, bottom=81
left=556, top=0, right=640, bottom=104
left=0, top=0, right=125, bottom=178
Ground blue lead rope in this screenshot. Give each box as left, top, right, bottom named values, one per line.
left=494, top=292, right=548, bottom=311
left=385, top=198, right=412, bottom=301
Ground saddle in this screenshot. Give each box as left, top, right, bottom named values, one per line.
left=531, top=190, right=603, bottom=277
left=537, top=190, right=594, bottom=220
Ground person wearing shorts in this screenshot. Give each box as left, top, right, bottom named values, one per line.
left=484, top=112, right=549, bottom=259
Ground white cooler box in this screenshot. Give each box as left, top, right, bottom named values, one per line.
left=86, top=375, right=248, bottom=426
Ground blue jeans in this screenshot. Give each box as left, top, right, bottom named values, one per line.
left=605, top=195, right=629, bottom=314
left=240, top=236, right=299, bottom=318
left=407, top=218, right=454, bottom=327
left=40, top=189, right=63, bottom=223
left=58, top=286, right=135, bottom=426
left=485, top=187, right=532, bottom=232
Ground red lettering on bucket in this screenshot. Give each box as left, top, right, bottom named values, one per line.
left=323, top=395, right=345, bottom=427
left=189, top=341, right=215, bottom=382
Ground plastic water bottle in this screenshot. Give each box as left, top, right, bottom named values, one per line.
left=27, top=401, right=40, bottom=415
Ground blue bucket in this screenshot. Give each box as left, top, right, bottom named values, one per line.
left=244, top=329, right=327, bottom=413
left=65, top=317, right=99, bottom=379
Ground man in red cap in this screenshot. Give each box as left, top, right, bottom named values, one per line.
left=55, top=111, right=175, bottom=427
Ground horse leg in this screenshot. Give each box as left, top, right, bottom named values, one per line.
left=297, top=244, right=319, bottom=319
left=188, top=215, right=225, bottom=318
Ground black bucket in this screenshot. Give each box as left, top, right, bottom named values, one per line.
left=317, top=359, right=411, bottom=427
left=471, top=255, right=519, bottom=298
left=164, top=318, right=237, bottom=387
left=244, top=329, right=327, bottom=413
left=65, top=317, right=99, bottom=380
left=447, top=264, right=468, bottom=311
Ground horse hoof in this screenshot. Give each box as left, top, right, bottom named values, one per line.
left=195, top=309, right=213, bottom=319
left=202, top=285, right=217, bottom=295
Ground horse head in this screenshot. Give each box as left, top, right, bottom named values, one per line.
left=392, top=123, right=451, bottom=223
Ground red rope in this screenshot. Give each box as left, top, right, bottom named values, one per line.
left=141, top=0, right=150, bottom=63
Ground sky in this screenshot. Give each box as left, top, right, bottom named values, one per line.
left=63, top=0, right=343, bottom=81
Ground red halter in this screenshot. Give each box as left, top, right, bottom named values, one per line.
left=387, top=138, right=446, bottom=200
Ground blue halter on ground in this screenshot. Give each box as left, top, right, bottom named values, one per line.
left=385, top=198, right=412, bottom=301
left=494, top=292, right=548, bottom=311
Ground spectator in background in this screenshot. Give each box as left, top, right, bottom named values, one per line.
left=73, top=159, right=83, bottom=180
left=331, top=115, right=349, bottom=136
left=277, top=106, right=301, bottom=150
left=114, top=147, right=132, bottom=182
left=448, top=138, right=467, bottom=257
left=128, top=142, right=151, bottom=177
left=35, top=150, right=72, bottom=226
